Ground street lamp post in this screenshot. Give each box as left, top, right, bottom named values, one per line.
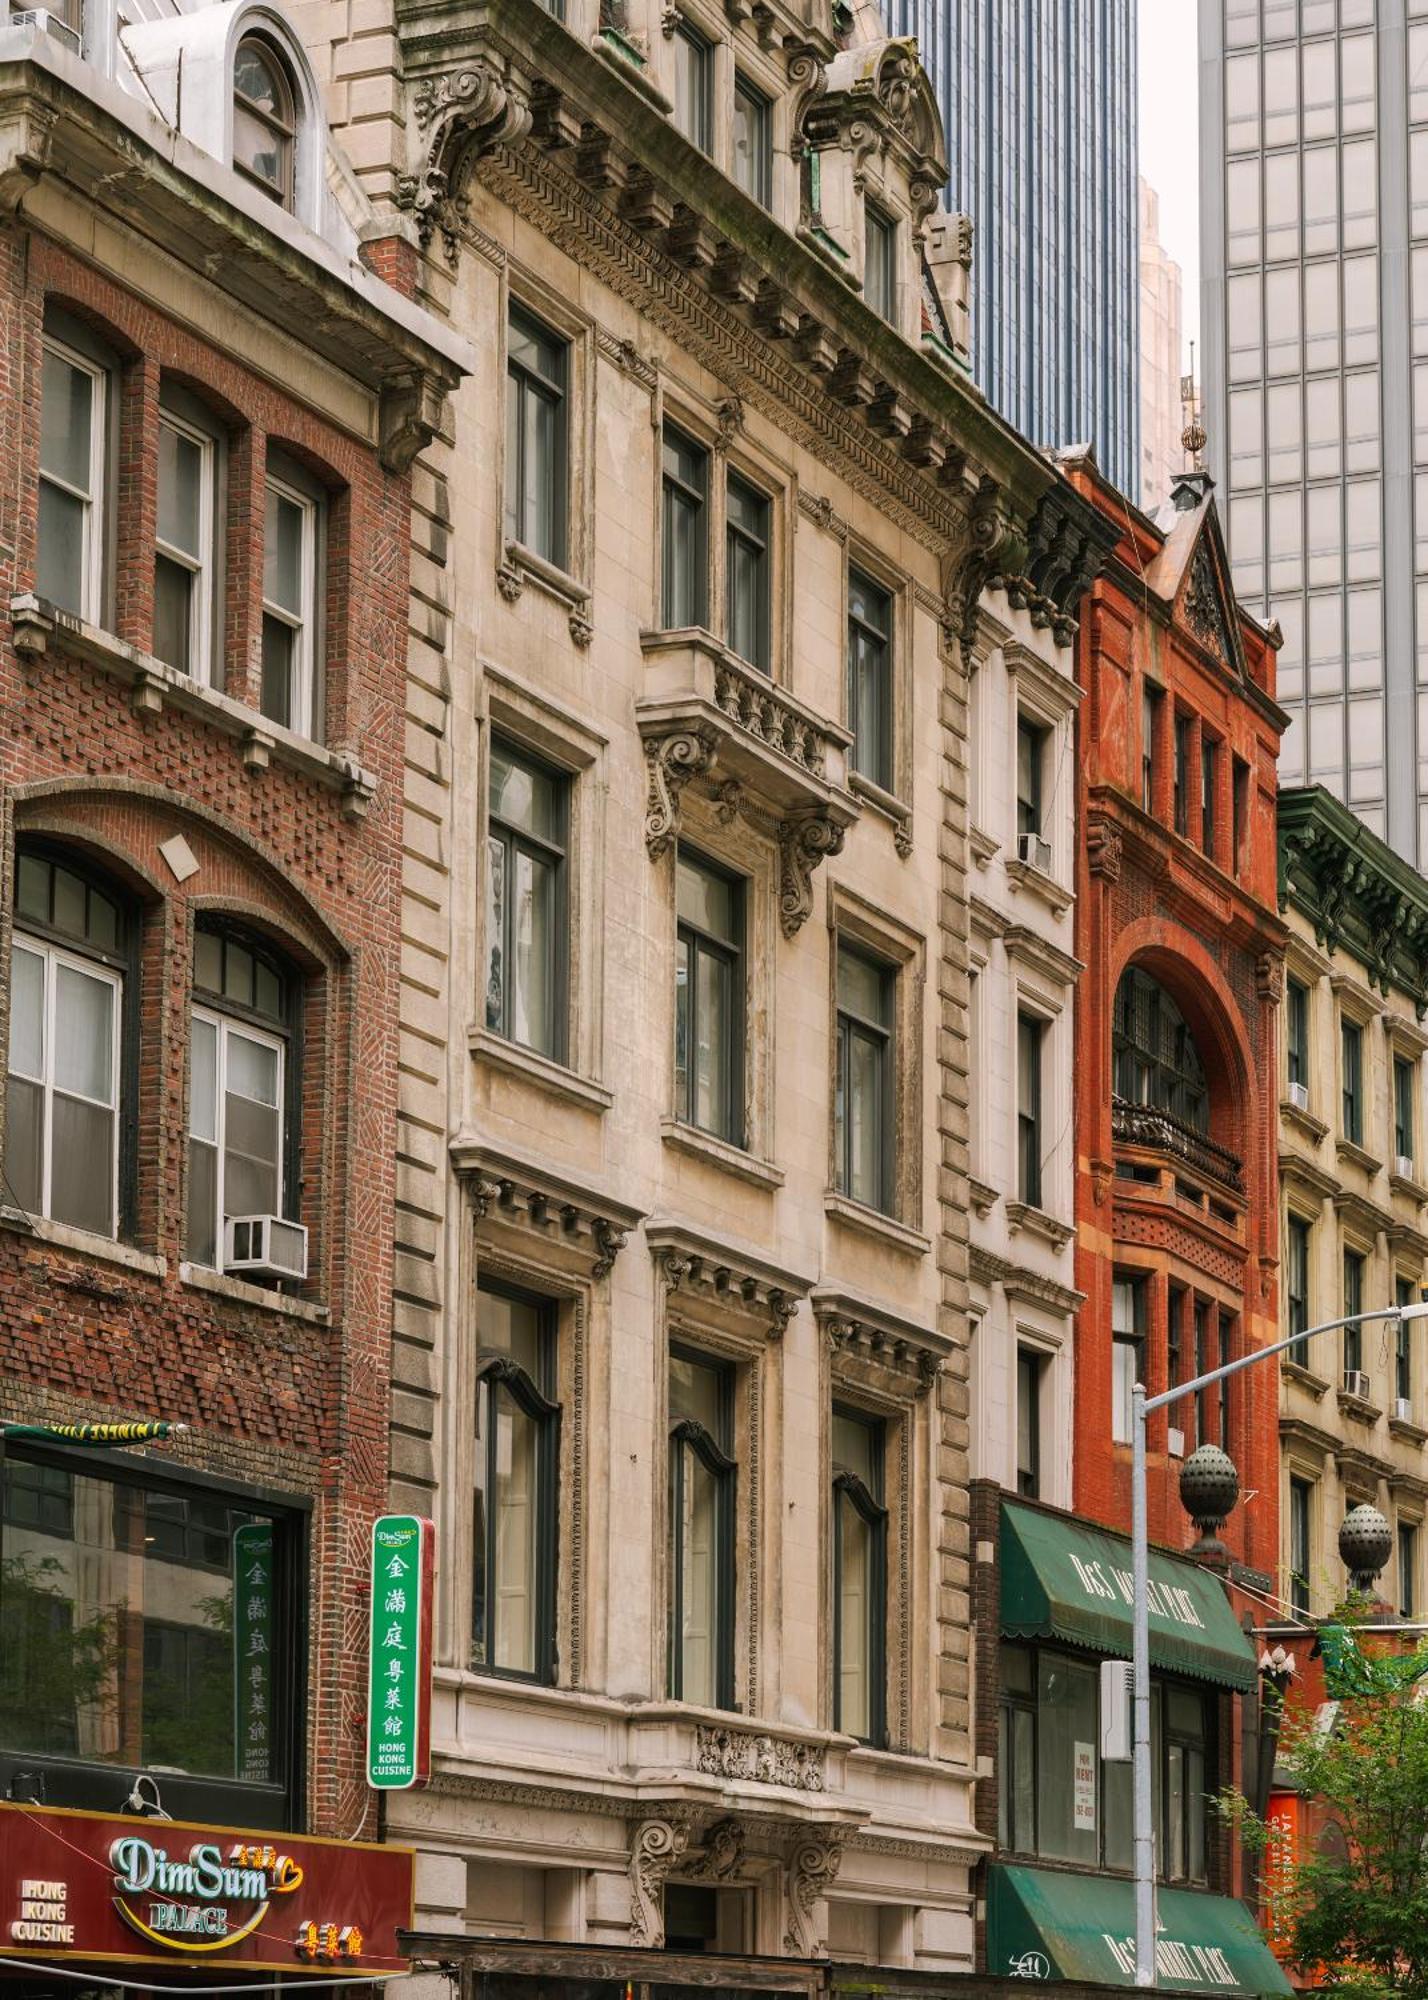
left=1129, top=1300, right=1428, bottom=1988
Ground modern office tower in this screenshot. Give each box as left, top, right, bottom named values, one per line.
left=1199, top=0, right=1425, bottom=857
left=883, top=0, right=1140, bottom=494
left=1141, top=177, right=1187, bottom=507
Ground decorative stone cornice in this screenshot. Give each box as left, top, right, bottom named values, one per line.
left=451, top=1140, right=644, bottom=1276
left=812, top=1285, right=951, bottom=1400
left=1280, top=786, right=1428, bottom=1018
left=647, top=1219, right=812, bottom=1341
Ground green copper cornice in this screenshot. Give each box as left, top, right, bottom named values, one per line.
left=1278, top=785, right=1428, bottom=1016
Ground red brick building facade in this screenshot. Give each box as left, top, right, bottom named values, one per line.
left=1067, top=461, right=1287, bottom=1576
left=0, top=27, right=462, bottom=1840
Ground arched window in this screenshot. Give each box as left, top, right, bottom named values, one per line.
left=5, top=847, right=129, bottom=1238
left=1112, top=967, right=1210, bottom=1135
left=187, top=921, right=296, bottom=1270
left=233, top=37, right=296, bottom=209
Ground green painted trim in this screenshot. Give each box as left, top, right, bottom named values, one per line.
left=1278, top=785, right=1428, bottom=1016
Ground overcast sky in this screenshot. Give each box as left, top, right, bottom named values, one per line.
left=1139, top=0, right=1201, bottom=366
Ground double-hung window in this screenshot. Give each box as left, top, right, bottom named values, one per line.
left=1397, top=1276, right=1416, bottom=1408
left=38, top=333, right=108, bottom=621
left=1016, top=1347, right=1043, bottom=1498
left=1017, top=1011, right=1044, bottom=1208
left=662, top=427, right=709, bottom=629
left=847, top=569, right=893, bottom=791
left=1161, top=1685, right=1209, bottom=1885
left=261, top=471, right=320, bottom=737
left=732, top=77, right=772, bottom=206
left=485, top=738, right=568, bottom=1061
left=1016, top=714, right=1047, bottom=841
left=835, top=942, right=894, bottom=1212
left=1142, top=684, right=1162, bottom=813
left=1286, top=978, right=1309, bottom=1091
left=1395, top=1055, right=1416, bottom=1166
left=1200, top=737, right=1218, bottom=857
left=233, top=37, right=296, bottom=209
left=1111, top=1276, right=1144, bottom=1445
left=1289, top=1476, right=1312, bottom=1616
left=1343, top=1249, right=1365, bottom=1376
left=675, top=850, right=744, bottom=1144
left=672, top=22, right=712, bottom=151
left=5, top=850, right=125, bottom=1239
left=505, top=307, right=569, bottom=568
left=725, top=473, right=771, bottom=671
left=154, top=405, right=218, bottom=682
left=1400, top=1520, right=1418, bottom=1620
left=831, top=1406, right=886, bottom=1744
left=187, top=926, right=292, bottom=1271
left=1287, top=1215, right=1311, bottom=1362
left=864, top=201, right=897, bottom=322
left=1173, top=712, right=1192, bottom=836
left=1341, top=1016, right=1364, bottom=1142
left=472, top=1284, right=559, bottom=1681
left=668, top=1349, right=735, bottom=1708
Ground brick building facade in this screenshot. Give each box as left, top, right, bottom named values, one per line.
left=0, top=17, right=463, bottom=1845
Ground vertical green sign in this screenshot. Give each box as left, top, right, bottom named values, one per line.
left=366, top=1514, right=431, bottom=1790
left=233, top=1522, right=274, bottom=1783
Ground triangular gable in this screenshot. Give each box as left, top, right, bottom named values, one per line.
left=1176, top=507, right=1247, bottom=682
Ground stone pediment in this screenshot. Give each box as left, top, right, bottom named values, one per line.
left=801, top=37, right=946, bottom=224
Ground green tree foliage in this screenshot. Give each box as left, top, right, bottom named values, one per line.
left=1228, top=1653, right=1428, bottom=2000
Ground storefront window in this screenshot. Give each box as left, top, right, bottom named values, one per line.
left=0, top=1450, right=295, bottom=1796
left=998, top=1642, right=1210, bottom=1884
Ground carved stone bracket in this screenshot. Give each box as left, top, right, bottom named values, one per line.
left=695, top=1724, right=827, bottom=1790
left=783, top=1828, right=847, bottom=1956
left=650, top=1226, right=810, bottom=1342
left=643, top=725, right=719, bottom=859
left=378, top=367, right=450, bottom=474
left=454, top=1144, right=643, bottom=1279
left=1086, top=814, right=1123, bottom=882
left=778, top=808, right=845, bottom=938
left=398, top=57, right=533, bottom=263
left=629, top=1817, right=691, bottom=1946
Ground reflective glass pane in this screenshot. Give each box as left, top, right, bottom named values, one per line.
left=52, top=869, right=84, bottom=942
left=3, top=1076, right=42, bottom=1215
left=492, top=1390, right=538, bottom=1673
left=227, top=1031, right=279, bottom=1107
left=490, top=742, right=563, bottom=842
left=186, top=1138, right=218, bottom=1265
left=260, top=614, right=294, bottom=729
left=832, top=1412, right=875, bottom=1487
left=194, top=929, right=223, bottom=995
left=479, top=1287, right=546, bottom=1381
left=837, top=1490, right=871, bottom=1737
left=674, top=934, right=690, bottom=1117
left=846, top=1025, right=885, bottom=1208
left=1035, top=1651, right=1100, bottom=1863
left=677, top=1445, right=719, bottom=1704
left=510, top=848, right=556, bottom=1055
left=693, top=945, right=733, bottom=1136
left=51, top=1093, right=114, bottom=1235
left=233, top=101, right=288, bottom=194
left=189, top=1016, right=218, bottom=1144
left=670, top=1351, right=724, bottom=1435
left=153, top=553, right=193, bottom=675
left=40, top=350, right=93, bottom=493
left=53, top=963, right=113, bottom=1104
left=673, top=27, right=709, bottom=148
left=732, top=81, right=770, bottom=205
left=264, top=490, right=304, bottom=616
left=37, top=482, right=86, bottom=615
left=838, top=946, right=888, bottom=1023
left=676, top=853, right=736, bottom=939
left=157, top=422, right=203, bottom=559
left=8, top=946, right=43, bottom=1080
left=223, top=942, right=253, bottom=1008
left=234, top=40, right=283, bottom=114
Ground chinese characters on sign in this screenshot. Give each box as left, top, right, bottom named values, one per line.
left=365, top=1515, right=433, bottom=1790
left=233, top=1523, right=274, bottom=1784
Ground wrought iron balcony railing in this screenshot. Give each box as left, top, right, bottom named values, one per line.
left=1111, top=1095, right=1244, bottom=1195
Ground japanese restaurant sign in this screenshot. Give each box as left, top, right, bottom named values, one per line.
left=0, top=1802, right=412, bottom=1972
left=365, top=1513, right=434, bottom=1791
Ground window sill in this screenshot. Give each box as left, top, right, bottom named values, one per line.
left=1390, top=1168, right=1428, bottom=1205
left=824, top=1191, right=930, bottom=1256
left=1281, top=1358, right=1331, bottom=1398
left=470, top=1029, right=613, bottom=1112
left=497, top=542, right=593, bottom=646
left=179, top=1261, right=329, bottom=1322
left=1389, top=1413, right=1428, bottom=1446
left=968, top=1176, right=999, bottom=1218
left=1336, top=1136, right=1383, bottom=1176
left=660, top=1118, right=785, bottom=1189
left=11, top=595, right=378, bottom=819
left=1282, top=1097, right=1330, bottom=1144
left=1337, top=1387, right=1383, bottom=1426
left=1004, top=1199, right=1074, bottom=1250
left=1004, top=854, right=1073, bottom=915
left=0, top=1206, right=166, bottom=1278
left=849, top=771, right=912, bottom=855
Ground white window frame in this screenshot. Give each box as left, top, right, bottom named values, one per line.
left=39, top=333, right=107, bottom=624
left=262, top=472, right=319, bottom=740
left=9, top=934, right=121, bottom=1237
left=156, top=407, right=218, bottom=686
left=189, top=1003, right=286, bottom=1269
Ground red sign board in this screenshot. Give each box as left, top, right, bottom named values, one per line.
left=0, top=1802, right=413, bottom=1973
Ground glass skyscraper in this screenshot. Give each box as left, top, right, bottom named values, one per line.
left=883, top=0, right=1140, bottom=497
left=1199, top=0, right=1425, bottom=858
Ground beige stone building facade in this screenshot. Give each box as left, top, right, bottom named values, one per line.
left=1138, top=176, right=1184, bottom=514
left=1278, top=786, right=1428, bottom=1626
left=296, top=0, right=1112, bottom=1978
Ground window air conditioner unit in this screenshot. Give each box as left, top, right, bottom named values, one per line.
left=225, top=1214, right=308, bottom=1282
left=1288, top=1081, right=1310, bottom=1112
left=10, top=8, right=81, bottom=51
left=1397, top=1155, right=1416, bottom=1180
left=1395, top=1396, right=1415, bottom=1423
left=1016, top=831, right=1053, bottom=874
left=1100, top=1658, right=1133, bottom=1762
left=1343, top=1369, right=1371, bottom=1402
left=1167, top=1425, right=1186, bottom=1459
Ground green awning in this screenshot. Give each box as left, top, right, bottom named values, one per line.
left=1000, top=1500, right=1258, bottom=1691
left=987, top=1864, right=1293, bottom=1995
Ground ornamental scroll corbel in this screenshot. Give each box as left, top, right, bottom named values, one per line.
left=629, top=1817, right=690, bottom=1946
left=778, top=808, right=846, bottom=938
left=643, top=725, right=718, bottom=859
left=783, top=1829, right=846, bottom=1956
left=943, top=476, right=1030, bottom=666
left=396, top=58, right=533, bottom=266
